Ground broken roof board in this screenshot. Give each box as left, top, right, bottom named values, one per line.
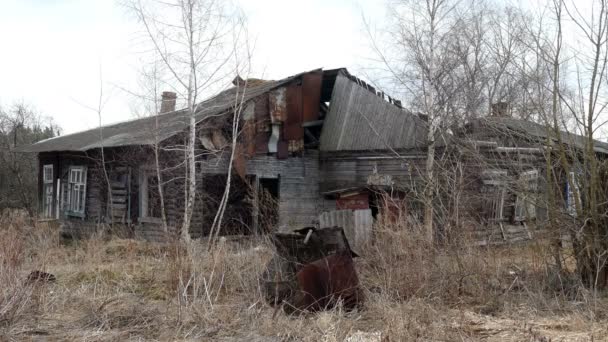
left=319, top=71, right=429, bottom=152
left=16, top=70, right=318, bottom=153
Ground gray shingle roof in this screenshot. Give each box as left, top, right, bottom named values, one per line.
left=479, top=116, right=608, bottom=155
left=16, top=71, right=313, bottom=153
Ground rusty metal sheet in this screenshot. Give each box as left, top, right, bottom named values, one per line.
left=261, top=227, right=363, bottom=314
left=277, top=140, right=288, bottom=159
left=254, top=93, right=269, bottom=132
left=18, top=69, right=319, bottom=153
left=255, top=133, right=269, bottom=154
left=253, top=94, right=270, bottom=154
left=302, top=71, right=323, bottom=122
left=291, top=252, right=362, bottom=312
left=242, top=120, right=256, bottom=157
left=269, top=88, right=287, bottom=123
left=233, top=143, right=247, bottom=180
left=336, top=193, right=369, bottom=210
left=284, top=83, right=304, bottom=140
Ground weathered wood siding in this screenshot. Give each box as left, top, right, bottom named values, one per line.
left=319, top=153, right=427, bottom=193
left=201, top=151, right=322, bottom=232
left=319, top=73, right=428, bottom=151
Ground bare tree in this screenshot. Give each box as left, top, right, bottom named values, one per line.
left=369, top=0, right=464, bottom=243
left=0, top=104, right=59, bottom=216
left=125, top=0, right=244, bottom=242
left=207, top=17, right=252, bottom=247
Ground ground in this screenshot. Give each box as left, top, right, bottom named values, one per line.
left=0, top=220, right=607, bottom=341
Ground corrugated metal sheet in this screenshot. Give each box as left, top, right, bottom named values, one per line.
left=319, top=209, right=373, bottom=255
left=17, top=70, right=320, bottom=153
left=320, top=72, right=429, bottom=152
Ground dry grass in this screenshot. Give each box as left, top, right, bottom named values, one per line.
left=0, top=213, right=606, bottom=341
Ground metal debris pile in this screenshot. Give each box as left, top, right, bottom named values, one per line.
left=261, top=226, right=364, bottom=314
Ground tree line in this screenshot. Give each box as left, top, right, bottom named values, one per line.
left=0, top=103, right=59, bottom=216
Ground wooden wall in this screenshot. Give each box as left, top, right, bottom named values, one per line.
left=319, top=153, right=427, bottom=193
left=200, top=151, right=322, bottom=232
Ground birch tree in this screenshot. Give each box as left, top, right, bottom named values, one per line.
left=125, top=0, right=244, bottom=242
left=371, top=0, right=463, bottom=243
left=558, top=0, right=608, bottom=289
left=514, top=0, right=608, bottom=288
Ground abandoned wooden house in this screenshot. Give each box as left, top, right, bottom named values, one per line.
left=17, top=68, right=607, bottom=246
left=16, top=68, right=429, bottom=242
left=453, top=103, right=608, bottom=244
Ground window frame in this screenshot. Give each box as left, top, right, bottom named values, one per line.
left=514, top=169, right=539, bottom=222
left=139, top=168, right=163, bottom=223
left=481, top=169, right=508, bottom=222
left=566, top=171, right=581, bottom=217
left=66, top=166, right=87, bottom=218
left=42, top=164, right=54, bottom=218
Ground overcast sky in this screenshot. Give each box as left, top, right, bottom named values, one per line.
left=0, top=0, right=383, bottom=134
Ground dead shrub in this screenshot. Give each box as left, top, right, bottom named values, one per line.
left=0, top=228, right=37, bottom=335
left=360, top=218, right=509, bottom=309
left=78, top=296, right=161, bottom=338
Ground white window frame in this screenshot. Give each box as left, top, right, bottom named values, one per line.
left=42, top=164, right=54, bottom=218
left=67, top=166, right=87, bottom=217
left=481, top=169, right=508, bottom=222
left=566, top=171, right=581, bottom=217
left=514, top=169, right=539, bottom=221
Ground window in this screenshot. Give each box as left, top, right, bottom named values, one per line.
left=42, top=164, right=54, bottom=218
left=67, top=166, right=87, bottom=217
left=146, top=174, right=162, bottom=218
left=481, top=169, right=508, bottom=222
left=566, top=171, right=581, bottom=217
left=514, top=170, right=539, bottom=221
left=139, top=170, right=163, bottom=222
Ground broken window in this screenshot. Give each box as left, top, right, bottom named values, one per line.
left=42, top=164, right=54, bottom=218
left=481, top=169, right=508, bottom=222
left=257, top=178, right=279, bottom=233
left=202, top=174, right=253, bottom=235
left=67, top=166, right=87, bottom=217
left=514, top=169, right=539, bottom=222
left=108, top=168, right=131, bottom=224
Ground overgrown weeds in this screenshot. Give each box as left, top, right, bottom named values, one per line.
left=0, top=211, right=606, bottom=340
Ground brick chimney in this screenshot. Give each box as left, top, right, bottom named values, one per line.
left=491, top=102, right=509, bottom=117
left=160, top=91, right=177, bottom=114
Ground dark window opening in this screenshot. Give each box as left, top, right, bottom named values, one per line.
left=147, top=175, right=162, bottom=218
left=370, top=190, right=408, bottom=223
left=257, top=178, right=279, bottom=233
left=202, top=174, right=253, bottom=236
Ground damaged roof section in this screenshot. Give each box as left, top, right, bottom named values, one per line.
left=16, top=70, right=320, bottom=153
left=18, top=68, right=432, bottom=155
left=319, top=71, right=429, bottom=152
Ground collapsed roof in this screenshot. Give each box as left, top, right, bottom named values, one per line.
left=16, top=68, right=431, bottom=153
